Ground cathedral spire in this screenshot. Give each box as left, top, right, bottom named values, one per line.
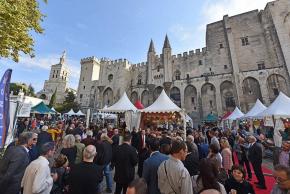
left=148, top=39, right=155, bottom=53
left=163, top=34, right=171, bottom=49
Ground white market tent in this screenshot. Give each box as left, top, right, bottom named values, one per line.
left=141, top=90, right=182, bottom=113
left=100, top=92, right=137, bottom=113
left=140, top=90, right=187, bottom=137
left=256, top=92, right=290, bottom=118
left=244, top=99, right=267, bottom=118
left=65, top=109, right=77, bottom=116
left=76, top=110, right=85, bottom=116
left=226, top=107, right=244, bottom=120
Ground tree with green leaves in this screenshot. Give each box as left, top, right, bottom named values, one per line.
left=55, top=91, right=80, bottom=113
left=10, top=82, right=36, bottom=96
left=0, top=0, right=46, bottom=62
left=49, top=89, right=56, bottom=108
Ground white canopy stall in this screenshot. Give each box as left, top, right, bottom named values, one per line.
left=141, top=90, right=187, bottom=138
left=256, top=92, right=290, bottom=118
left=244, top=99, right=267, bottom=118
left=226, top=107, right=244, bottom=120
left=64, top=109, right=77, bottom=116
left=99, top=92, right=138, bottom=131
left=75, top=110, right=85, bottom=116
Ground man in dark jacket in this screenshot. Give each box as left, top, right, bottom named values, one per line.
left=112, top=132, right=138, bottom=194
left=142, top=138, right=168, bottom=194
left=248, top=135, right=266, bottom=189
left=36, top=125, right=52, bottom=155
left=0, top=132, right=34, bottom=194
left=100, top=134, right=113, bottom=193
left=68, top=145, right=103, bottom=194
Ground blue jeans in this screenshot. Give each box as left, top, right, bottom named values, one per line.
left=104, top=164, right=113, bottom=190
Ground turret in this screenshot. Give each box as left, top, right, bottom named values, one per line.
left=147, top=39, right=156, bottom=84
left=162, top=34, right=172, bottom=82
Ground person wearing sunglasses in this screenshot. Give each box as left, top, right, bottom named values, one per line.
left=271, top=164, right=290, bottom=194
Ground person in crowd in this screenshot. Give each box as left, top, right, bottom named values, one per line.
left=131, top=127, right=139, bottom=149
left=248, top=135, right=266, bottom=189
left=183, top=140, right=200, bottom=176
left=74, top=135, right=85, bottom=164
left=47, top=124, right=62, bottom=141
left=186, top=135, right=198, bottom=153
left=208, top=143, right=223, bottom=168
left=200, top=189, right=221, bottom=194
left=193, top=158, right=226, bottom=194
left=209, top=129, right=220, bottom=150
left=198, top=136, right=209, bottom=159
left=81, top=130, right=95, bottom=146
left=137, top=143, right=150, bottom=178
left=126, top=178, right=148, bottom=194
left=224, top=165, right=255, bottom=194
left=235, top=136, right=252, bottom=180
left=65, top=123, right=75, bottom=135
left=21, top=142, right=56, bottom=194
left=100, top=133, right=113, bottom=193
left=112, top=132, right=138, bottom=194
left=51, top=154, right=69, bottom=194
left=73, top=123, right=85, bottom=137
left=142, top=138, right=169, bottom=194
left=28, top=132, right=39, bottom=162
left=61, top=134, right=77, bottom=166
left=159, top=131, right=172, bottom=146
left=278, top=141, right=290, bottom=167
left=160, top=143, right=171, bottom=155
left=112, top=128, right=120, bottom=151
left=36, top=125, right=53, bottom=155
left=158, top=140, right=193, bottom=194
left=0, top=132, right=34, bottom=194
left=137, top=129, right=147, bottom=152
left=271, top=164, right=290, bottom=194
left=17, top=119, right=30, bottom=136
left=220, top=137, right=233, bottom=173
left=68, top=145, right=103, bottom=194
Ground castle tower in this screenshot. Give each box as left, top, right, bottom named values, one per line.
left=38, top=51, right=70, bottom=104
left=147, top=39, right=155, bottom=84
left=77, top=57, right=101, bottom=107
left=162, top=35, right=173, bottom=91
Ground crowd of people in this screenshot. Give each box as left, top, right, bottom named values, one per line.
left=0, top=117, right=290, bottom=194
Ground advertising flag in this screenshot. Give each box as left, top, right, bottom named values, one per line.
left=0, top=69, right=12, bottom=147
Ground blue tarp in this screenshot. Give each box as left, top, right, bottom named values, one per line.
left=31, top=102, right=56, bottom=114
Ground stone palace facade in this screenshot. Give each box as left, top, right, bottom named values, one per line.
left=77, top=0, right=290, bottom=122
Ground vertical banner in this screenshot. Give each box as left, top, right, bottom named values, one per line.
left=0, top=69, right=12, bottom=147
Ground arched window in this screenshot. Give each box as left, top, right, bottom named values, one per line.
left=108, top=74, right=113, bottom=82
left=137, top=74, right=142, bottom=85
left=174, top=70, right=181, bottom=80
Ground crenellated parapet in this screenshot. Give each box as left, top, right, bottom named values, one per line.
left=130, top=62, right=148, bottom=71
left=81, top=56, right=99, bottom=64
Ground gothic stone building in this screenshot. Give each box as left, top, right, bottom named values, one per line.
left=77, top=0, right=290, bottom=123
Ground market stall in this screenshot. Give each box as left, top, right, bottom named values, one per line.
left=99, top=92, right=138, bottom=131
left=64, top=109, right=77, bottom=116
left=31, top=102, right=56, bottom=115
left=244, top=99, right=267, bottom=118
left=140, top=90, right=186, bottom=138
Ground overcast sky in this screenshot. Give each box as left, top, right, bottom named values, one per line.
left=0, top=0, right=272, bottom=91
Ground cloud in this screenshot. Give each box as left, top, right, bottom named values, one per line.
left=76, top=22, right=88, bottom=30
left=199, top=0, right=272, bottom=31
left=0, top=53, right=81, bottom=90
left=169, top=24, right=195, bottom=42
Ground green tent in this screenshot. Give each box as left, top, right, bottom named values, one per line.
left=203, top=113, right=218, bottom=122
left=31, top=102, right=56, bottom=114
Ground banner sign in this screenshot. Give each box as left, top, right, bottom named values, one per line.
left=0, top=69, right=12, bottom=147
left=18, top=102, right=32, bottom=117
